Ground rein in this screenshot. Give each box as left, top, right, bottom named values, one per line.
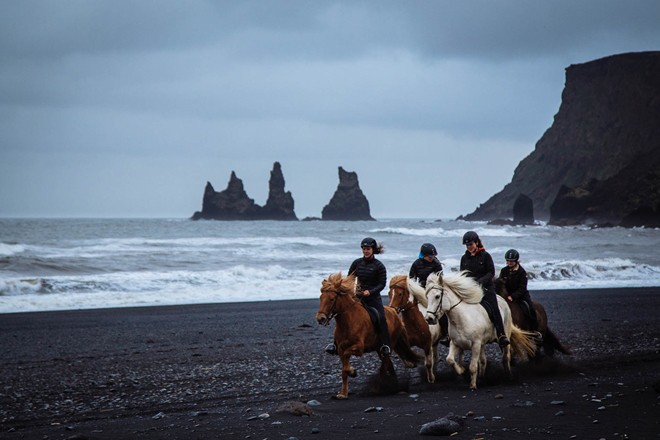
left=319, top=289, right=361, bottom=325
left=427, top=285, right=462, bottom=319
left=389, top=284, right=416, bottom=314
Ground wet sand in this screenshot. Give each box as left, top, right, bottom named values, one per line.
left=1, top=287, right=659, bottom=439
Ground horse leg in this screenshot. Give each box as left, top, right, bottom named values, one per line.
left=337, top=354, right=356, bottom=399
left=446, top=343, right=464, bottom=377
left=468, top=342, right=482, bottom=390
left=478, top=346, right=487, bottom=378
left=502, top=344, right=512, bottom=379
left=424, top=343, right=435, bottom=383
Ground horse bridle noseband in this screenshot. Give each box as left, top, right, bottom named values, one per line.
left=427, top=285, right=462, bottom=319
left=319, top=289, right=361, bottom=325
left=389, top=284, right=415, bottom=314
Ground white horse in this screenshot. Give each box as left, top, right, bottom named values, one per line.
left=408, top=271, right=537, bottom=390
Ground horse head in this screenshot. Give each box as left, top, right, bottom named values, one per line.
left=388, top=275, right=413, bottom=312
left=424, top=272, right=445, bottom=325
left=316, top=272, right=356, bottom=326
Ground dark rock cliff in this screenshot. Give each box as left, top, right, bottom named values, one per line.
left=191, top=162, right=298, bottom=220
left=461, top=51, right=660, bottom=226
left=262, top=162, right=298, bottom=220
left=322, top=167, right=375, bottom=221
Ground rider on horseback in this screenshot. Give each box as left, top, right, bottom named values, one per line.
left=460, top=231, right=510, bottom=350
left=499, top=249, right=539, bottom=330
left=326, top=237, right=392, bottom=357
left=409, top=243, right=449, bottom=346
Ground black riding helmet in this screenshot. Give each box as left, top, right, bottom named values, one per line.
left=462, top=231, right=479, bottom=245
left=361, top=237, right=377, bottom=249
left=420, top=243, right=437, bottom=257
left=505, top=249, right=520, bottom=261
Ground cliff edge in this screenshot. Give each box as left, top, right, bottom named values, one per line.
left=461, top=51, right=660, bottom=226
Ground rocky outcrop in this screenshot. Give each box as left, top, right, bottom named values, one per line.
left=322, top=167, right=375, bottom=221
left=513, top=194, right=534, bottom=225
left=191, top=162, right=298, bottom=220
left=461, top=51, right=660, bottom=226
left=487, top=193, right=535, bottom=226
left=262, top=162, right=298, bottom=220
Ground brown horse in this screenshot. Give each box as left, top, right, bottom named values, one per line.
left=316, top=272, right=421, bottom=399
left=495, top=278, right=571, bottom=357
left=388, top=275, right=442, bottom=383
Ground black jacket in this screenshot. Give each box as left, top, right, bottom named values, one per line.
left=460, top=248, right=495, bottom=291
left=498, top=265, right=530, bottom=301
left=409, top=257, right=443, bottom=287
left=348, top=257, right=387, bottom=298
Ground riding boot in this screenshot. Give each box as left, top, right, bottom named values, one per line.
left=438, top=314, right=450, bottom=346
left=372, top=300, right=392, bottom=353
left=325, top=341, right=338, bottom=355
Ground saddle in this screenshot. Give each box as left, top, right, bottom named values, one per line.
left=360, top=302, right=383, bottom=334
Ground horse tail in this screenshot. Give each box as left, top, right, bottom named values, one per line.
left=509, top=325, right=539, bottom=361
left=543, top=328, right=572, bottom=356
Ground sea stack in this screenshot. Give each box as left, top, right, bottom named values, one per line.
left=322, top=167, right=375, bottom=221
left=191, top=162, right=298, bottom=220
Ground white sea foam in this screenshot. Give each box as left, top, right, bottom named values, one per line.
left=1, top=218, right=659, bottom=313
left=0, top=243, right=25, bottom=256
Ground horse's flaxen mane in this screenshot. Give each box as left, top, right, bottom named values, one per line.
left=406, top=277, right=428, bottom=308
left=389, top=274, right=408, bottom=290
left=322, top=272, right=356, bottom=296
left=427, top=271, right=483, bottom=304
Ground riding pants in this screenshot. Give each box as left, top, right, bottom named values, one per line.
left=364, top=296, right=391, bottom=349
left=481, top=289, right=506, bottom=337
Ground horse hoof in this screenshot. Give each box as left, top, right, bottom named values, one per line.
left=332, top=393, right=348, bottom=400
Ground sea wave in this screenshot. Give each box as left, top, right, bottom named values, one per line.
left=0, top=243, right=25, bottom=257
left=372, top=226, right=526, bottom=239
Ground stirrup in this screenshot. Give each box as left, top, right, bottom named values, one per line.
left=380, top=345, right=391, bottom=356
left=325, top=343, right=338, bottom=355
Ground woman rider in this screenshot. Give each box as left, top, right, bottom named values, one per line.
left=409, top=243, right=449, bottom=345
left=460, top=231, right=510, bottom=350
left=498, top=249, right=538, bottom=330
left=325, top=237, right=391, bottom=356
left=409, top=243, right=443, bottom=287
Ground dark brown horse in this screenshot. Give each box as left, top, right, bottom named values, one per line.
left=388, top=275, right=442, bottom=383
left=495, top=278, right=571, bottom=357
left=316, top=272, right=421, bottom=399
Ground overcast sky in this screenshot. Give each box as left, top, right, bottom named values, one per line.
left=1, top=1, right=659, bottom=219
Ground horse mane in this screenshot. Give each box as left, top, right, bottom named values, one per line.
left=322, top=272, right=356, bottom=296
left=427, top=271, right=483, bottom=304
left=389, top=274, right=408, bottom=290
left=406, top=277, right=428, bottom=308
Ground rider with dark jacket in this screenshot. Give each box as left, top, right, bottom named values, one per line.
left=409, top=243, right=443, bottom=287
left=460, top=231, right=510, bottom=350
left=409, top=243, right=449, bottom=345
left=325, top=237, right=391, bottom=356
left=498, top=249, right=538, bottom=330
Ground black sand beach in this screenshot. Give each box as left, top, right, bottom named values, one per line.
left=1, top=287, right=659, bottom=439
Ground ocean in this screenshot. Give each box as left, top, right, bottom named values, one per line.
left=1, top=218, right=659, bottom=313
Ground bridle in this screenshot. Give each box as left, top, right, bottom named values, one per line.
left=389, top=284, right=416, bottom=314
left=426, top=284, right=462, bottom=320
left=319, top=288, right=361, bottom=325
